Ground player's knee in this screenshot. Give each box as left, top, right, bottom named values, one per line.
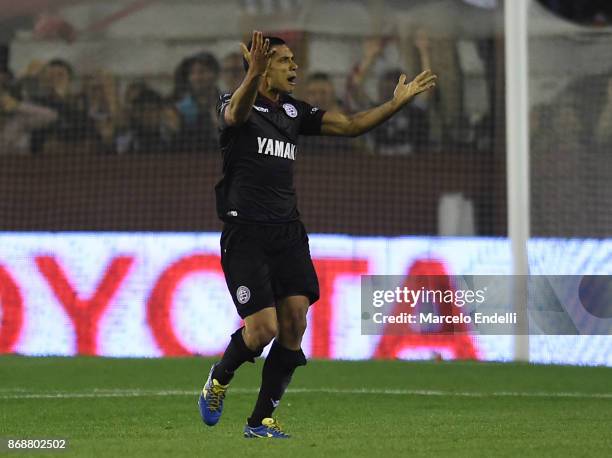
left=292, top=313, right=307, bottom=337
left=246, top=321, right=277, bottom=348
left=280, top=309, right=307, bottom=340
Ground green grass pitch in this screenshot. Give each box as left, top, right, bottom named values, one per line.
left=0, top=356, right=610, bottom=457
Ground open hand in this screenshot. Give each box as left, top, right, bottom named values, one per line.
left=240, top=30, right=276, bottom=76
left=393, top=69, right=437, bottom=106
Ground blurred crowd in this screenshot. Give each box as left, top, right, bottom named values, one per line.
left=0, top=53, right=226, bottom=155
left=0, top=29, right=491, bottom=156
left=2, top=26, right=611, bottom=158
left=530, top=74, right=612, bottom=236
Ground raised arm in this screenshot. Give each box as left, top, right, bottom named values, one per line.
left=322, top=70, right=437, bottom=137
left=224, top=31, right=275, bottom=126
left=345, top=37, right=386, bottom=111
left=414, top=29, right=433, bottom=103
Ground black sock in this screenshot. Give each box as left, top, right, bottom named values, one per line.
left=247, top=340, right=307, bottom=427
left=212, top=327, right=262, bottom=385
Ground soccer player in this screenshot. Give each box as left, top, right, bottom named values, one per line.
left=199, top=31, right=437, bottom=438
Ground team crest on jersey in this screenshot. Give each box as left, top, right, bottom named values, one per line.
left=236, top=286, right=250, bottom=304
left=283, top=103, right=298, bottom=118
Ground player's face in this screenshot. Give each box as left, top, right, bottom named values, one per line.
left=265, top=45, right=298, bottom=94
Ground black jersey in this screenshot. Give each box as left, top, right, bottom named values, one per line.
left=215, top=92, right=326, bottom=224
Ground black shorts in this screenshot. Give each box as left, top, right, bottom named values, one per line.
left=220, top=220, right=320, bottom=318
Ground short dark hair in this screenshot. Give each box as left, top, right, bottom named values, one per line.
left=191, top=52, right=220, bottom=75
left=47, top=58, right=74, bottom=78
left=243, top=36, right=286, bottom=72
left=172, top=52, right=220, bottom=100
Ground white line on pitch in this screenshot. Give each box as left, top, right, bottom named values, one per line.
left=0, top=388, right=610, bottom=400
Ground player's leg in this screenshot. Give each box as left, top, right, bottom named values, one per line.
left=244, top=221, right=319, bottom=438
left=199, top=223, right=276, bottom=426
left=212, top=307, right=277, bottom=385
left=245, top=295, right=308, bottom=433
left=276, top=295, right=309, bottom=350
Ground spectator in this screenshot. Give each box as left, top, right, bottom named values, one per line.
left=374, top=69, right=430, bottom=155
left=531, top=101, right=587, bottom=236
left=347, top=37, right=430, bottom=155
left=115, top=79, right=180, bottom=152
left=460, top=1, right=501, bottom=154
left=301, top=72, right=355, bottom=154
left=346, top=36, right=387, bottom=112
left=112, top=80, right=147, bottom=135
left=0, top=83, right=58, bottom=154
left=115, top=88, right=177, bottom=154
left=39, top=59, right=74, bottom=102
left=14, top=60, right=46, bottom=102
left=221, top=52, right=245, bottom=93
left=83, top=71, right=121, bottom=153
left=173, top=52, right=220, bottom=152
left=32, top=58, right=98, bottom=153
left=124, top=80, right=149, bottom=108
left=305, top=72, right=343, bottom=111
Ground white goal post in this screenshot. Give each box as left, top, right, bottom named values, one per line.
left=505, top=0, right=530, bottom=361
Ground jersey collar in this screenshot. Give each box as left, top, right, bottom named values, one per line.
left=256, top=92, right=289, bottom=110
